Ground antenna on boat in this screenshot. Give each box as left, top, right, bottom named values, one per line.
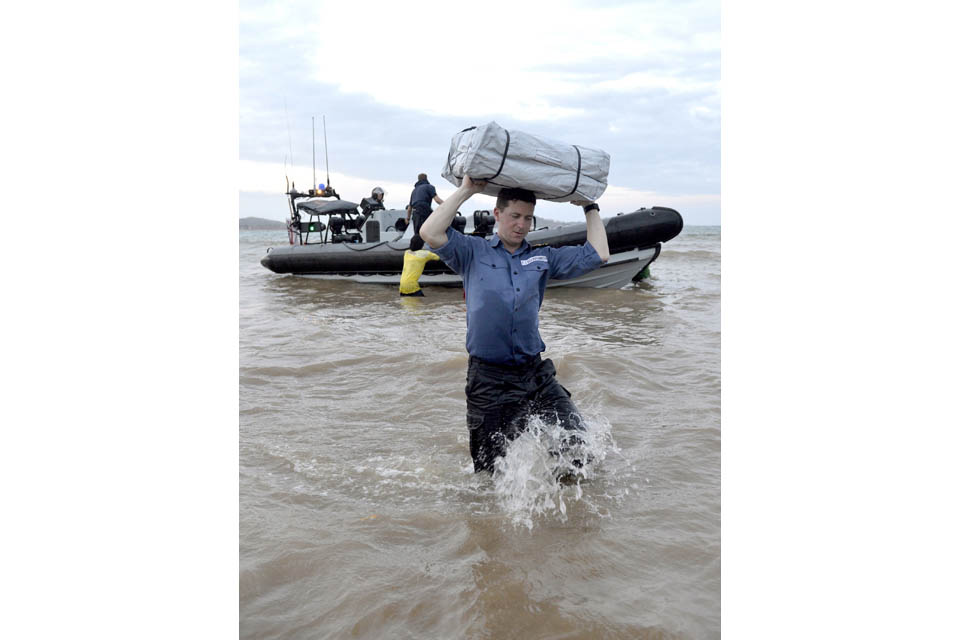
left=323, top=115, right=331, bottom=190
left=312, top=116, right=317, bottom=192
left=280, top=99, right=295, bottom=195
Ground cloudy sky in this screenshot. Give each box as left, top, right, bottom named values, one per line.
left=240, top=0, right=719, bottom=224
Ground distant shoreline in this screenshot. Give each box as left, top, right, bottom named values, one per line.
left=240, top=217, right=286, bottom=230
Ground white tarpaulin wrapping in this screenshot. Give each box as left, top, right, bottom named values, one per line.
left=441, top=121, right=610, bottom=202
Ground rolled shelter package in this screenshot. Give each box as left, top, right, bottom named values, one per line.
left=441, top=121, right=610, bottom=203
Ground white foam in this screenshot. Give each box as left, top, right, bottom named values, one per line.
left=491, top=413, right=618, bottom=529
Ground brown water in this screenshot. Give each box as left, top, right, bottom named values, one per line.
left=240, top=227, right=720, bottom=639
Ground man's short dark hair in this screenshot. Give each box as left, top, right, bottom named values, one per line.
left=496, top=187, right=537, bottom=210
left=409, top=234, right=425, bottom=251
left=418, top=173, right=428, bottom=182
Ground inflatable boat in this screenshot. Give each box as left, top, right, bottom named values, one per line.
left=260, top=189, right=683, bottom=289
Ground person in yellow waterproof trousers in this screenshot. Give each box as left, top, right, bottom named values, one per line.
left=399, top=235, right=440, bottom=297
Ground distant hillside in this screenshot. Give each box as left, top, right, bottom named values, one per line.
left=240, top=217, right=286, bottom=230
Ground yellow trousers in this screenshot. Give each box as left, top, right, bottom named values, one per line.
left=399, top=250, right=440, bottom=295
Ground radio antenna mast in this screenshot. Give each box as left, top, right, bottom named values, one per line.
left=311, top=116, right=317, bottom=191
left=323, top=115, right=330, bottom=189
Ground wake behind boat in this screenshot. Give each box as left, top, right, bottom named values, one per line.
left=260, top=188, right=683, bottom=289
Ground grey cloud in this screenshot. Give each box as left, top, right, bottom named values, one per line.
left=240, top=1, right=719, bottom=222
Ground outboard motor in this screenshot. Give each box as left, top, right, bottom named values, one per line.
left=473, top=210, right=495, bottom=236
left=344, top=214, right=367, bottom=231
left=329, top=215, right=360, bottom=243
left=451, top=213, right=466, bottom=234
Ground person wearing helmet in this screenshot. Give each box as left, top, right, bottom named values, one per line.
left=371, top=186, right=385, bottom=206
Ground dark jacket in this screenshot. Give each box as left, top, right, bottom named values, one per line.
left=408, top=179, right=437, bottom=214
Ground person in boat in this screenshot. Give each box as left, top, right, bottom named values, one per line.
left=371, top=186, right=385, bottom=206
left=419, top=175, right=610, bottom=473
left=406, top=173, right=444, bottom=235
left=399, top=235, right=440, bottom=297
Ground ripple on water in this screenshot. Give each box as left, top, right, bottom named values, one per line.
left=240, top=228, right=721, bottom=637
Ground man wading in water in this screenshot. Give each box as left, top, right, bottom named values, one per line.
left=419, top=175, right=610, bottom=472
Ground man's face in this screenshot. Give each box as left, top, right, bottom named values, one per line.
left=494, top=200, right=535, bottom=251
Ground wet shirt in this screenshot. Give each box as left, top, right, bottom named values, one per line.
left=408, top=180, right=437, bottom=213
left=431, top=229, right=603, bottom=365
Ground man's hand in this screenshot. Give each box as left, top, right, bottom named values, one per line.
left=421, top=175, right=487, bottom=250
left=462, top=175, right=487, bottom=195
left=570, top=199, right=594, bottom=208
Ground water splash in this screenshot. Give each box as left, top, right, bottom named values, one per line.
left=491, top=413, right=618, bottom=529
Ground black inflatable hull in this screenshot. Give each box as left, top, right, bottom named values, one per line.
left=260, top=207, right=682, bottom=276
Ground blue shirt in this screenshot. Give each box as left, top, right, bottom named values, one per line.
left=408, top=180, right=437, bottom=213
left=431, top=228, right=604, bottom=365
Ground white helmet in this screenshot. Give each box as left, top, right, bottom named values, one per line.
left=372, top=186, right=384, bottom=197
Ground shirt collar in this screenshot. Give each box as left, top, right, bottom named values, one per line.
left=488, top=234, right=530, bottom=254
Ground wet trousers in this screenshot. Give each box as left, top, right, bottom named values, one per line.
left=465, top=355, right=585, bottom=473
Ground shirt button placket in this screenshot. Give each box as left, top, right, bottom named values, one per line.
left=512, top=254, right=520, bottom=311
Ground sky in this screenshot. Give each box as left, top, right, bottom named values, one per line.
left=239, top=0, right=720, bottom=225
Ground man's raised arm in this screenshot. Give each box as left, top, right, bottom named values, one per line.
left=419, top=175, right=486, bottom=249
left=573, top=200, right=610, bottom=262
